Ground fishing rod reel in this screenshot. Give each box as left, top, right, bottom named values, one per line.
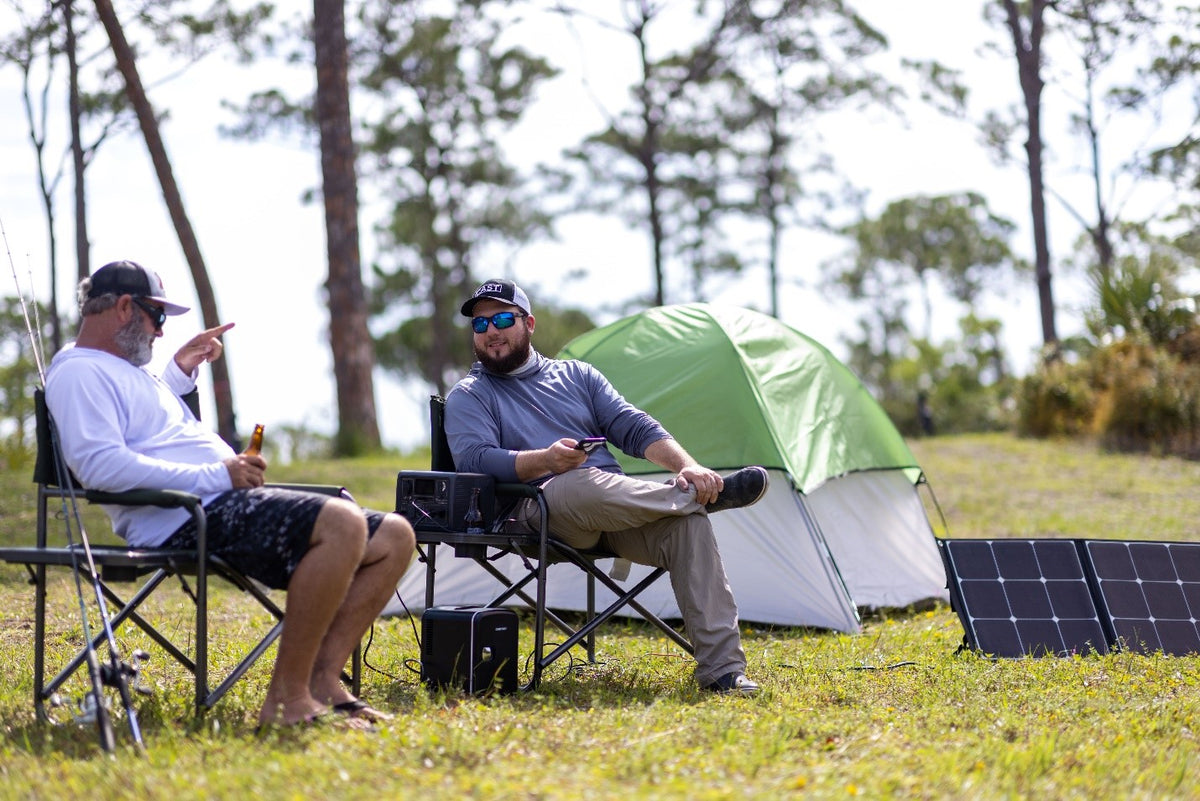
left=70, top=691, right=110, bottom=726
left=46, top=648, right=152, bottom=728
left=42, top=689, right=110, bottom=727
left=101, top=649, right=153, bottom=696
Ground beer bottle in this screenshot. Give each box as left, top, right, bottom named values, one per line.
left=245, top=424, right=265, bottom=456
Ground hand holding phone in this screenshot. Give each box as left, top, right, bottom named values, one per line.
left=574, top=437, right=606, bottom=454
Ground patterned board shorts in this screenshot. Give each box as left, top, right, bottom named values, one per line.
left=160, top=487, right=387, bottom=590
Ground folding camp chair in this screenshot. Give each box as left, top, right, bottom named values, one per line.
left=404, top=395, right=693, bottom=690
left=0, top=389, right=359, bottom=721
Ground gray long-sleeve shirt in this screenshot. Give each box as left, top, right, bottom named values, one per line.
left=444, top=351, right=671, bottom=483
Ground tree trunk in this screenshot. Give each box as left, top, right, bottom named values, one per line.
left=1082, top=43, right=1115, bottom=279
left=645, top=145, right=666, bottom=307
left=93, top=0, right=239, bottom=445
left=313, top=0, right=381, bottom=455
left=21, top=43, right=62, bottom=353
left=1004, top=0, right=1058, bottom=347
left=765, top=105, right=784, bottom=319
left=64, top=1, right=90, bottom=291
left=637, top=88, right=666, bottom=304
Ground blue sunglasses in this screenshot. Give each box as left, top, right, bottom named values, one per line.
left=471, top=311, right=526, bottom=334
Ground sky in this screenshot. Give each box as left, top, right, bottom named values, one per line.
left=0, top=0, right=1173, bottom=453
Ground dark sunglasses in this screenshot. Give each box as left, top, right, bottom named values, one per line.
left=471, top=311, right=526, bottom=334
left=132, top=297, right=167, bottom=330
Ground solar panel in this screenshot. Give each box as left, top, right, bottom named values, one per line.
left=939, top=538, right=1110, bottom=657
left=1082, top=540, right=1200, bottom=656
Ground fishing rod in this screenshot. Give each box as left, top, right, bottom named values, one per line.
left=3, top=220, right=146, bottom=755
left=47, top=419, right=148, bottom=753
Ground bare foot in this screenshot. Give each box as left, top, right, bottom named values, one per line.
left=255, top=709, right=374, bottom=734
left=257, top=695, right=328, bottom=728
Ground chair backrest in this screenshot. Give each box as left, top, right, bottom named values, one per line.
left=33, top=387, right=202, bottom=490
left=181, top=389, right=201, bottom=420
left=32, top=389, right=67, bottom=489
left=429, top=395, right=456, bottom=472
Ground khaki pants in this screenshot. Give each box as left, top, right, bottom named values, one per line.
left=511, top=468, right=745, bottom=686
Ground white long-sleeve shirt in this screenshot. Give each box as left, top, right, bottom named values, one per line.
left=45, top=346, right=234, bottom=546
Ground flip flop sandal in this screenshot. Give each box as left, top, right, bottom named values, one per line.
left=332, top=699, right=394, bottom=722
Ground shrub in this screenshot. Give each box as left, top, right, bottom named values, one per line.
left=0, top=436, right=34, bottom=471
left=1015, top=357, right=1096, bottom=437
left=1017, top=337, right=1200, bottom=458
left=1090, top=340, right=1200, bottom=458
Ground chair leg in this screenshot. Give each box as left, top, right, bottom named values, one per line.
left=203, top=620, right=283, bottom=709
left=534, top=567, right=686, bottom=672
left=527, top=530, right=550, bottom=691
left=33, top=563, right=48, bottom=721
left=467, top=553, right=600, bottom=683
left=98, top=573, right=193, bottom=667
left=550, top=541, right=694, bottom=654
left=467, top=550, right=684, bottom=688
left=26, top=548, right=300, bottom=718
left=196, top=563, right=206, bottom=713
left=423, top=544, right=437, bottom=609
left=350, top=642, right=362, bottom=696
left=200, top=560, right=288, bottom=709
left=477, top=559, right=594, bottom=645
left=586, top=573, right=597, bottom=663
left=207, top=628, right=348, bottom=711
left=42, top=570, right=181, bottom=703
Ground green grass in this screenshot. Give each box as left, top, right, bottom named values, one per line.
left=1, top=434, right=1199, bottom=799
left=910, top=432, right=1200, bottom=540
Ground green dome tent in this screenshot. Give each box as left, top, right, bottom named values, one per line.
left=554, top=303, right=948, bottom=630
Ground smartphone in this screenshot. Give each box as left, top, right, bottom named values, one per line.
left=574, top=437, right=606, bottom=453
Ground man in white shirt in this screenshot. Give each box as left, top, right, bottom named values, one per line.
left=46, top=260, right=415, bottom=730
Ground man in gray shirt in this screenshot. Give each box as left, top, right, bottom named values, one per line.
left=445, top=279, right=767, bottom=694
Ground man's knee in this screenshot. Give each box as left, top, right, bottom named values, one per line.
left=313, top=497, right=369, bottom=557
left=658, top=514, right=720, bottom=563
left=379, top=513, right=416, bottom=562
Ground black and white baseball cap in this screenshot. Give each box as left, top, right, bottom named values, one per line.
left=460, top=278, right=532, bottom=317
left=87, top=260, right=190, bottom=315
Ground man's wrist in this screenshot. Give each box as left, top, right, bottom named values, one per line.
left=164, top=357, right=199, bottom=392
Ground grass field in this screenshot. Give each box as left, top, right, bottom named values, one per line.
left=1, top=433, right=1198, bottom=799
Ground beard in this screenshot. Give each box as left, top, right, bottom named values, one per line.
left=114, top=313, right=154, bottom=367
left=475, top=327, right=532, bottom=374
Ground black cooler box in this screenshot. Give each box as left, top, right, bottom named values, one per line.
left=420, top=606, right=519, bottom=695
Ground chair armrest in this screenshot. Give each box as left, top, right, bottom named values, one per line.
left=266, top=483, right=354, bottom=502
left=496, top=482, right=537, bottom=499
left=83, top=484, right=350, bottom=510
left=492, top=482, right=547, bottom=544
left=84, top=488, right=202, bottom=510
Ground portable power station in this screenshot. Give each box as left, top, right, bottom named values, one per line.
left=420, top=605, right=518, bottom=695
left=396, top=471, right=495, bottom=533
